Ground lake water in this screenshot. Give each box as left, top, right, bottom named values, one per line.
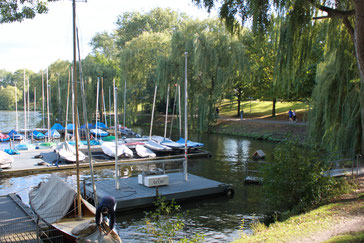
left=0, top=110, right=43, bottom=132
left=0, top=111, right=277, bottom=242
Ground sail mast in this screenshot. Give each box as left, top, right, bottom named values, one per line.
left=15, top=83, right=18, bottom=132
left=149, top=86, right=158, bottom=139
left=47, top=69, right=50, bottom=142
left=184, top=52, right=188, bottom=181
left=65, top=69, right=71, bottom=141
left=164, top=84, right=170, bottom=138
left=23, top=69, right=27, bottom=139
left=76, top=27, right=98, bottom=206
left=123, top=79, right=126, bottom=127
left=34, top=87, right=36, bottom=114
left=42, top=71, right=45, bottom=128
left=72, top=0, right=82, bottom=220
left=114, top=79, right=120, bottom=190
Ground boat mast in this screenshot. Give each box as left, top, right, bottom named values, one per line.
left=184, top=52, right=188, bottom=181
left=109, top=86, right=111, bottom=128
left=23, top=69, right=27, bottom=139
left=149, top=86, right=158, bottom=139
left=27, top=78, right=30, bottom=128
left=42, top=71, right=45, bottom=128
left=178, top=84, right=182, bottom=138
left=76, top=27, right=98, bottom=206
left=114, top=79, right=120, bottom=190
left=57, top=73, right=62, bottom=123
left=169, top=84, right=178, bottom=139
left=34, top=87, right=36, bottom=114
left=15, top=83, right=18, bottom=132
left=65, top=69, right=71, bottom=141
left=123, top=79, right=126, bottom=128
left=102, top=77, right=107, bottom=126
left=95, top=78, right=100, bottom=135
left=72, top=0, right=82, bottom=220
left=164, top=84, right=170, bottom=138
left=47, top=68, right=50, bottom=142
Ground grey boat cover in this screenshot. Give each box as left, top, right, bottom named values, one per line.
left=29, top=174, right=76, bottom=224
left=0, top=151, right=13, bottom=168
left=55, top=141, right=86, bottom=162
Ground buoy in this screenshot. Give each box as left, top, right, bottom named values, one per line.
left=120, top=166, right=132, bottom=177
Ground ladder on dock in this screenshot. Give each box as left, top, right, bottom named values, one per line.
left=244, top=160, right=267, bottom=184
left=0, top=194, right=63, bottom=242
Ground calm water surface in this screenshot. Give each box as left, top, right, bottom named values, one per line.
left=0, top=111, right=277, bottom=242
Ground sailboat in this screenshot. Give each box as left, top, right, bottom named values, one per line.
left=29, top=174, right=121, bottom=242
left=101, top=141, right=133, bottom=158
left=29, top=1, right=121, bottom=242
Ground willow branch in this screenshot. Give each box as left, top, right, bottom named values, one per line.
left=313, top=4, right=355, bottom=40
left=343, top=17, right=354, bottom=40
left=316, top=4, right=355, bottom=18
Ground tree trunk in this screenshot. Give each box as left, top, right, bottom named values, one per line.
left=237, top=92, right=241, bottom=117
left=272, top=98, right=276, bottom=117
left=353, top=1, right=364, bottom=154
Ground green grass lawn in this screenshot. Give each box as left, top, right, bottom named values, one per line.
left=219, top=99, right=309, bottom=118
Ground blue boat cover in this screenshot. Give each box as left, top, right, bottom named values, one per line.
left=66, top=124, right=74, bottom=130
left=80, top=123, right=96, bottom=129
left=51, top=123, right=65, bottom=131
left=96, top=122, right=108, bottom=129
left=176, top=138, right=204, bottom=148
left=45, top=129, right=61, bottom=138
left=4, top=149, right=20, bottom=155
left=8, top=130, right=18, bottom=137
left=33, top=130, right=45, bottom=139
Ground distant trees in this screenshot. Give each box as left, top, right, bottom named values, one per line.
left=0, top=0, right=53, bottom=23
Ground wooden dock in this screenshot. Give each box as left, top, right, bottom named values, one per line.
left=84, top=172, right=234, bottom=212
left=0, top=147, right=211, bottom=177
left=0, top=194, right=40, bottom=242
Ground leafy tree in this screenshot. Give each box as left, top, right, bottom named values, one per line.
left=90, top=31, right=118, bottom=59
left=0, top=0, right=53, bottom=23
left=120, top=32, right=171, bottom=123
left=0, top=85, right=20, bottom=110
left=192, top=0, right=364, bottom=153
left=0, top=69, right=13, bottom=86
left=115, top=8, right=188, bottom=48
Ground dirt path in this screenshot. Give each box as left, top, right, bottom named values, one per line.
left=291, top=176, right=364, bottom=243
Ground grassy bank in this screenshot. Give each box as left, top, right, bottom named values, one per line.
left=209, top=119, right=307, bottom=143
left=235, top=178, right=364, bottom=243
left=219, top=100, right=309, bottom=120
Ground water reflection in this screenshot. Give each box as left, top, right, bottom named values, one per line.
left=0, top=110, right=42, bottom=132
left=0, top=120, right=277, bottom=242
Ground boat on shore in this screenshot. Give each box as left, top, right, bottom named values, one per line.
left=0, top=151, right=13, bottom=169
left=101, top=141, right=133, bottom=158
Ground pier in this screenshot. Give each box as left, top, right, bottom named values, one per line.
left=0, top=147, right=211, bottom=177
left=84, top=172, right=234, bottom=212
left=0, top=194, right=62, bottom=242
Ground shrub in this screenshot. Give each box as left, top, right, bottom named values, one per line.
left=262, top=141, right=350, bottom=214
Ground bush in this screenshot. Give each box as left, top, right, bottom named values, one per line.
left=262, top=141, right=350, bottom=213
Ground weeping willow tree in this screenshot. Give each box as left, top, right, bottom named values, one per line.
left=193, top=0, right=364, bottom=155
left=120, top=32, right=171, bottom=124
left=310, top=19, right=360, bottom=154
left=157, top=19, right=238, bottom=131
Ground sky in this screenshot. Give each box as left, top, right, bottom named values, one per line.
left=0, top=0, right=217, bottom=73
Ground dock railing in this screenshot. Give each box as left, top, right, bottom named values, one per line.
left=0, top=197, right=64, bottom=242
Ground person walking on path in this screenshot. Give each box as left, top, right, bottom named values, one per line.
left=288, top=109, right=293, bottom=123
left=96, top=196, right=117, bottom=235
left=293, top=110, right=297, bottom=122
left=240, top=109, right=244, bottom=120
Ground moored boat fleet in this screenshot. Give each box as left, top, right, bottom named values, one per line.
left=0, top=121, right=204, bottom=167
